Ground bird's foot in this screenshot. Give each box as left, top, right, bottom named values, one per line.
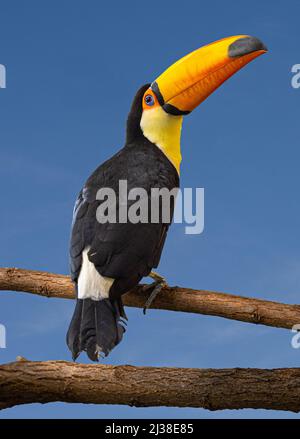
left=143, top=271, right=167, bottom=314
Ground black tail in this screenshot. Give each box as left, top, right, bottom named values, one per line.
left=67, top=298, right=127, bottom=361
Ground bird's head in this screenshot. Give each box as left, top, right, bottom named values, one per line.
left=127, top=35, right=267, bottom=172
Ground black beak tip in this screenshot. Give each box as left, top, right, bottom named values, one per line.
left=228, top=36, right=268, bottom=58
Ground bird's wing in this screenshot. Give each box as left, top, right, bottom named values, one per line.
left=69, top=144, right=178, bottom=296
left=69, top=187, right=90, bottom=282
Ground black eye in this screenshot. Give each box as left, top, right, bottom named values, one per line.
left=145, top=94, right=155, bottom=106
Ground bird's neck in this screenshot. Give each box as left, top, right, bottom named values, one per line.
left=140, top=107, right=183, bottom=174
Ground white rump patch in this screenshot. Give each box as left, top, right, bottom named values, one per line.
left=78, top=248, right=114, bottom=300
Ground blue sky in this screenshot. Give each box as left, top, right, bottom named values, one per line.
left=1, top=0, right=300, bottom=419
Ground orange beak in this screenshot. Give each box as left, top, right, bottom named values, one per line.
left=150, top=35, right=267, bottom=115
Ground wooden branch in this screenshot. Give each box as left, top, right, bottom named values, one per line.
left=1, top=267, right=300, bottom=330
left=1, top=359, right=300, bottom=411
left=1, top=271, right=300, bottom=413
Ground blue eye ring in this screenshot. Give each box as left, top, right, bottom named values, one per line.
left=144, top=94, right=155, bottom=106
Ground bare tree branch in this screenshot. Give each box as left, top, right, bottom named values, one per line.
left=0, top=267, right=299, bottom=330
left=1, top=269, right=300, bottom=412
left=1, top=359, right=300, bottom=411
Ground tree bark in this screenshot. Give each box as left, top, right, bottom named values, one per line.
left=1, top=360, right=300, bottom=412
left=1, top=267, right=300, bottom=330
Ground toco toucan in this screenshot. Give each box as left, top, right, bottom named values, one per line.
left=67, top=35, right=267, bottom=361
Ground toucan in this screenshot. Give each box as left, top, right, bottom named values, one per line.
left=67, top=35, right=267, bottom=361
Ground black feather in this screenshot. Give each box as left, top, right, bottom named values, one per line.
left=67, top=84, right=179, bottom=361
left=66, top=299, right=83, bottom=361
left=67, top=298, right=126, bottom=361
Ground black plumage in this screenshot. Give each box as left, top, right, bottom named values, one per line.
left=67, top=84, right=179, bottom=361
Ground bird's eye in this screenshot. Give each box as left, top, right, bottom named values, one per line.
left=144, top=94, right=155, bottom=106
